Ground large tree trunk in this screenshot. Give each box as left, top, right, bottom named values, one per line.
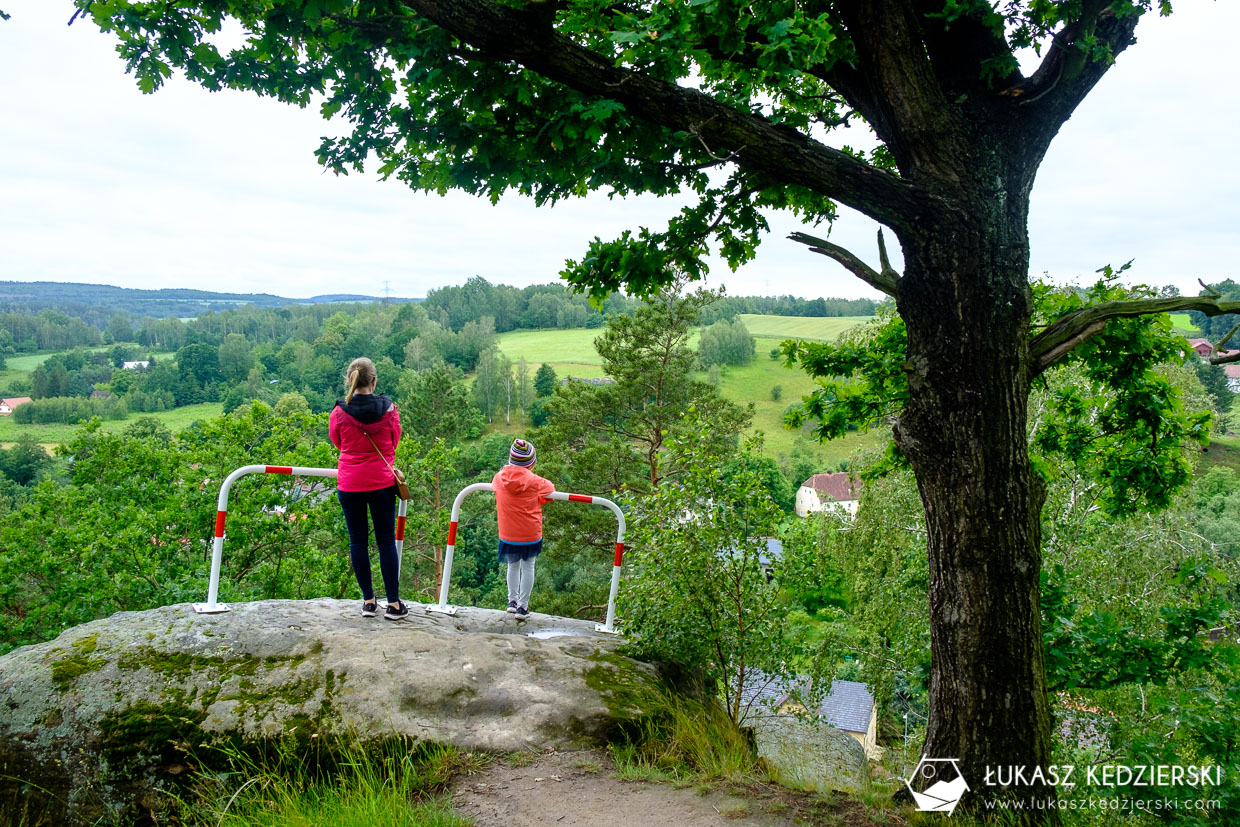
left=893, top=196, right=1054, bottom=815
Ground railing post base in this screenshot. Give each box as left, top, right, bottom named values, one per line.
left=192, top=603, right=231, bottom=614
left=426, top=605, right=458, bottom=616
left=594, top=623, right=620, bottom=635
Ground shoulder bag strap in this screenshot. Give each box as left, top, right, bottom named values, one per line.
left=362, top=431, right=399, bottom=477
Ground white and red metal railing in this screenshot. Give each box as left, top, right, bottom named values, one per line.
left=193, top=465, right=409, bottom=614
left=432, top=483, right=626, bottom=633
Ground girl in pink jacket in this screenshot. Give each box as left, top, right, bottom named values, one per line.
left=328, top=357, right=406, bottom=620
left=493, top=438, right=555, bottom=617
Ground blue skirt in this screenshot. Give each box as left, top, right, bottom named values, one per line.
left=498, top=539, right=542, bottom=563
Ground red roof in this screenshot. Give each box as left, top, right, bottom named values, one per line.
left=801, top=472, right=862, bottom=502
left=1224, top=364, right=1240, bottom=379
left=1, top=397, right=32, bottom=408
left=1190, top=338, right=1240, bottom=359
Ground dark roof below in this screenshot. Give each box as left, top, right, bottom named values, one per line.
left=739, top=673, right=875, bottom=734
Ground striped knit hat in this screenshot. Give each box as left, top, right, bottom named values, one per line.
left=509, top=438, right=537, bottom=467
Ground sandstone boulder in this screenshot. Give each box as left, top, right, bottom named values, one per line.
left=747, top=712, right=869, bottom=793
left=0, top=598, right=662, bottom=825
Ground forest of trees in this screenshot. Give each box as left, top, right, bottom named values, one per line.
left=0, top=278, right=774, bottom=425
left=0, top=277, right=877, bottom=356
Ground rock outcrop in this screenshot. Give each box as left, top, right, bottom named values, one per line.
left=748, top=713, right=869, bottom=793
left=0, top=599, right=662, bottom=825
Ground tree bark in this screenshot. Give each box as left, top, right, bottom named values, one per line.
left=893, top=194, right=1055, bottom=812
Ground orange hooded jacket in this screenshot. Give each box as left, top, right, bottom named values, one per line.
left=492, top=464, right=555, bottom=544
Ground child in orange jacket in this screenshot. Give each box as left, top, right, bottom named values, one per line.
left=493, top=438, right=555, bottom=617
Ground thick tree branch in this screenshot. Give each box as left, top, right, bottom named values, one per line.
left=1001, top=0, right=1113, bottom=103
left=1031, top=296, right=1240, bottom=374
left=401, top=0, right=931, bottom=234
left=1011, top=6, right=1141, bottom=138
left=820, top=3, right=967, bottom=177
left=788, top=229, right=902, bottom=298
left=911, top=0, right=1017, bottom=96
left=1212, top=322, right=1240, bottom=365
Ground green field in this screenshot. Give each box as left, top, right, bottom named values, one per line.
left=0, top=403, right=224, bottom=449
left=2, top=349, right=175, bottom=393
left=735, top=314, right=872, bottom=341
left=709, top=335, right=887, bottom=466
left=1169, top=312, right=1201, bottom=334
left=1202, top=433, right=1240, bottom=475
left=494, top=315, right=879, bottom=471
left=494, top=328, right=607, bottom=379
left=5, top=348, right=175, bottom=370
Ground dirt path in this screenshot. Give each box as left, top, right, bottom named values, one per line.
left=449, top=749, right=884, bottom=827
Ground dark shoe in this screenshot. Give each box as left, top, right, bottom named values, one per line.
left=506, top=600, right=518, bottom=614
left=361, top=600, right=378, bottom=618
left=384, top=601, right=409, bottom=621
left=515, top=605, right=530, bottom=618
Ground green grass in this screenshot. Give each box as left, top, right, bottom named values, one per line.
left=492, top=317, right=880, bottom=470
left=0, top=402, right=223, bottom=449
left=494, top=328, right=609, bottom=380
left=735, top=314, right=870, bottom=341
left=1201, top=433, right=1240, bottom=475
left=4, top=347, right=174, bottom=372
left=182, top=739, right=477, bottom=827
left=1169, top=312, right=1201, bottom=334
left=0, top=367, right=27, bottom=393
left=709, top=335, right=888, bottom=469
left=3, top=349, right=176, bottom=396
left=610, top=687, right=762, bottom=784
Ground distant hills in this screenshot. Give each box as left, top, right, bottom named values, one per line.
left=0, top=281, right=418, bottom=324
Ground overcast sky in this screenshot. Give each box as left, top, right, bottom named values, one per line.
left=1, top=2, right=1237, bottom=301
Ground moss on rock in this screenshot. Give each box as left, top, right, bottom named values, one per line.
left=50, top=653, right=105, bottom=690
left=585, top=651, right=660, bottom=722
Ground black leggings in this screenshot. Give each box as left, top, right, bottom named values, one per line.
left=337, top=485, right=400, bottom=604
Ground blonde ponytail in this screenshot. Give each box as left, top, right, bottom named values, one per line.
left=343, top=357, right=377, bottom=404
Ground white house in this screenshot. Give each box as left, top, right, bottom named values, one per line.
left=1225, top=364, right=1240, bottom=394
left=0, top=397, right=32, bottom=416
left=795, top=472, right=862, bottom=518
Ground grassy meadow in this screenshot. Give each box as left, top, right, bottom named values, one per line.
left=0, top=402, right=224, bottom=449
left=495, top=315, right=885, bottom=471
left=1202, top=433, right=1240, bottom=475
left=734, top=314, right=872, bottom=341
left=1169, top=312, right=1201, bottom=334
left=493, top=328, right=608, bottom=379
left=722, top=335, right=888, bottom=466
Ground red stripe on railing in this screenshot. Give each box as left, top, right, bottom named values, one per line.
left=214, top=510, right=227, bottom=538
left=447, top=521, right=458, bottom=545
left=265, top=466, right=293, bottom=475
left=567, top=493, right=592, bottom=503
left=396, top=515, right=406, bottom=541
left=614, top=542, right=624, bottom=567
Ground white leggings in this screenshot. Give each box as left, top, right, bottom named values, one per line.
left=506, top=557, right=536, bottom=608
